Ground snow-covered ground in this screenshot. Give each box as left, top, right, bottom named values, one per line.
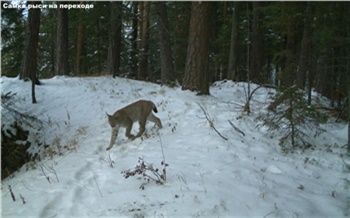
left=1, top=76, right=349, bottom=217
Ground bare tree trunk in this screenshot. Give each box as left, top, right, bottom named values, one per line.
left=182, top=2, right=213, bottom=95
left=76, top=4, right=85, bottom=75
left=156, top=2, right=175, bottom=84
left=281, top=7, right=298, bottom=87
left=76, top=24, right=85, bottom=75
left=348, top=19, right=350, bottom=151
left=251, top=1, right=263, bottom=83
left=21, top=2, right=41, bottom=103
left=49, top=9, right=55, bottom=75
left=227, top=2, right=240, bottom=81
left=130, top=1, right=138, bottom=77
left=108, top=2, right=122, bottom=78
left=348, top=78, right=350, bottom=151
left=56, top=2, right=69, bottom=75
left=138, top=2, right=150, bottom=80
left=297, top=2, right=312, bottom=89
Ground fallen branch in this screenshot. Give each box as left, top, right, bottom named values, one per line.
left=245, top=84, right=276, bottom=115
left=197, top=103, right=228, bottom=141
left=228, top=120, right=245, bottom=136
left=8, top=185, right=16, bottom=202
left=94, top=176, right=103, bottom=198
left=38, top=163, right=59, bottom=183
left=100, top=154, right=115, bottom=168
left=20, top=194, right=26, bottom=204
left=158, top=133, right=167, bottom=181
left=342, top=157, right=350, bottom=171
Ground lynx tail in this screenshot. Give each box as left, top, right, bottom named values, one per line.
left=153, top=107, right=158, bottom=113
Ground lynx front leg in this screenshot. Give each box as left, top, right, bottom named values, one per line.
left=106, top=127, right=119, bottom=150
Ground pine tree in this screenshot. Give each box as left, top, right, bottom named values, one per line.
left=108, top=1, right=122, bottom=78
left=75, top=7, right=86, bottom=75
left=182, top=2, right=213, bottom=95
left=156, top=2, right=175, bottom=84
left=138, top=2, right=151, bottom=80
left=227, top=2, right=240, bottom=81
left=261, top=86, right=326, bottom=152
left=56, top=2, right=69, bottom=75
left=21, top=1, right=41, bottom=103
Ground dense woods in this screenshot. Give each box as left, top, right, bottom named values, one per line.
left=1, top=2, right=349, bottom=112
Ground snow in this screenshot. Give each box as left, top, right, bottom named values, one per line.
left=1, top=76, right=349, bottom=217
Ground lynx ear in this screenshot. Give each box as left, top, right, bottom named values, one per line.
left=106, top=112, right=112, bottom=117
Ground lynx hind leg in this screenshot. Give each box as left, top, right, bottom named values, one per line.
left=125, top=119, right=136, bottom=140
left=106, top=127, right=119, bottom=151
left=135, top=119, right=146, bottom=138
left=148, top=113, right=162, bottom=128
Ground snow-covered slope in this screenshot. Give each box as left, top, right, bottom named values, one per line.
left=1, top=76, right=349, bottom=217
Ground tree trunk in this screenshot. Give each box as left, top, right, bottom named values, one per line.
left=76, top=24, right=85, bottom=75
left=156, top=2, right=175, bottom=84
left=138, top=2, right=150, bottom=80
left=227, top=2, right=240, bottom=81
left=21, top=2, right=41, bottom=103
left=108, top=2, right=122, bottom=78
left=307, top=51, right=315, bottom=106
left=281, top=5, right=298, bottom=88
left=76, top=6, right=85, bottom=75
left=251, top=1, right=263, bottom=83
left=173, top=2, right=191, bottom=81
left=56, top=3, right=69, bottom=75
left=348, top=75, right=350, bottom=152
left=130, top=1, right=138, bottom=77
left=297, top=2, right=312, bottom=89
left=347, top=3, right=350, bottom=151
left=182, top=2, right=212, bottom=95
left=50, top=9, right=55, bottom=75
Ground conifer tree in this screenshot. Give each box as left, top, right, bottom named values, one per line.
left=182, top=2, right=213, bottom=95
left=21, top=1, right=41, bottom=103
left=261, top=86, right=326, bottom=152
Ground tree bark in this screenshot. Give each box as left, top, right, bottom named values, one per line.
left=108, top=1, right=122, bottom=78
left=251, top=1, right=263, bottom=83
left=156, top=2, right=175, bottom=84
left=182, top=2, right=213, bottom=95
left=21, top=2, right=41, bottom=103
left=138, top=2, right=150, bottom=80
left=348, top=75, right=350, bottom=151
left=297, top=2, right=312, bottom=89
left=281, top=4, right=298, bottom=87
left=56, top=3, right=69, bottom=75
left=76, top=5, right=85, bottom=75
left=227, top=2, right=240, bottom=81
left=130, top=1, right=138, bottom=77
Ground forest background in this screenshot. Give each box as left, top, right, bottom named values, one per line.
left=1, top=1, right=349, bottom=134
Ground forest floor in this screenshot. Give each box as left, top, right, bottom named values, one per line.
left=1, top=76, right=349, bottom=217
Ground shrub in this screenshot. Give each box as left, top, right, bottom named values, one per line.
left=121, top=157, right=168, bottom=189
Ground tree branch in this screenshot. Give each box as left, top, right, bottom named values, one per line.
left=228, top=120, right=245, bottom=136
left=197, top=103, right=228, bottom=141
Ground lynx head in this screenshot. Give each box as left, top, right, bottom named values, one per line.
left=106, top=112, right=117, bottom=127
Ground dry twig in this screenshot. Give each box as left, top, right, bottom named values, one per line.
left=197, top=103, right=228, bottom=141
left=228, top=120, right=245, bottom=136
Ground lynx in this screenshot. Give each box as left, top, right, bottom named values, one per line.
left=106, top=100, right=162, bottom=150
